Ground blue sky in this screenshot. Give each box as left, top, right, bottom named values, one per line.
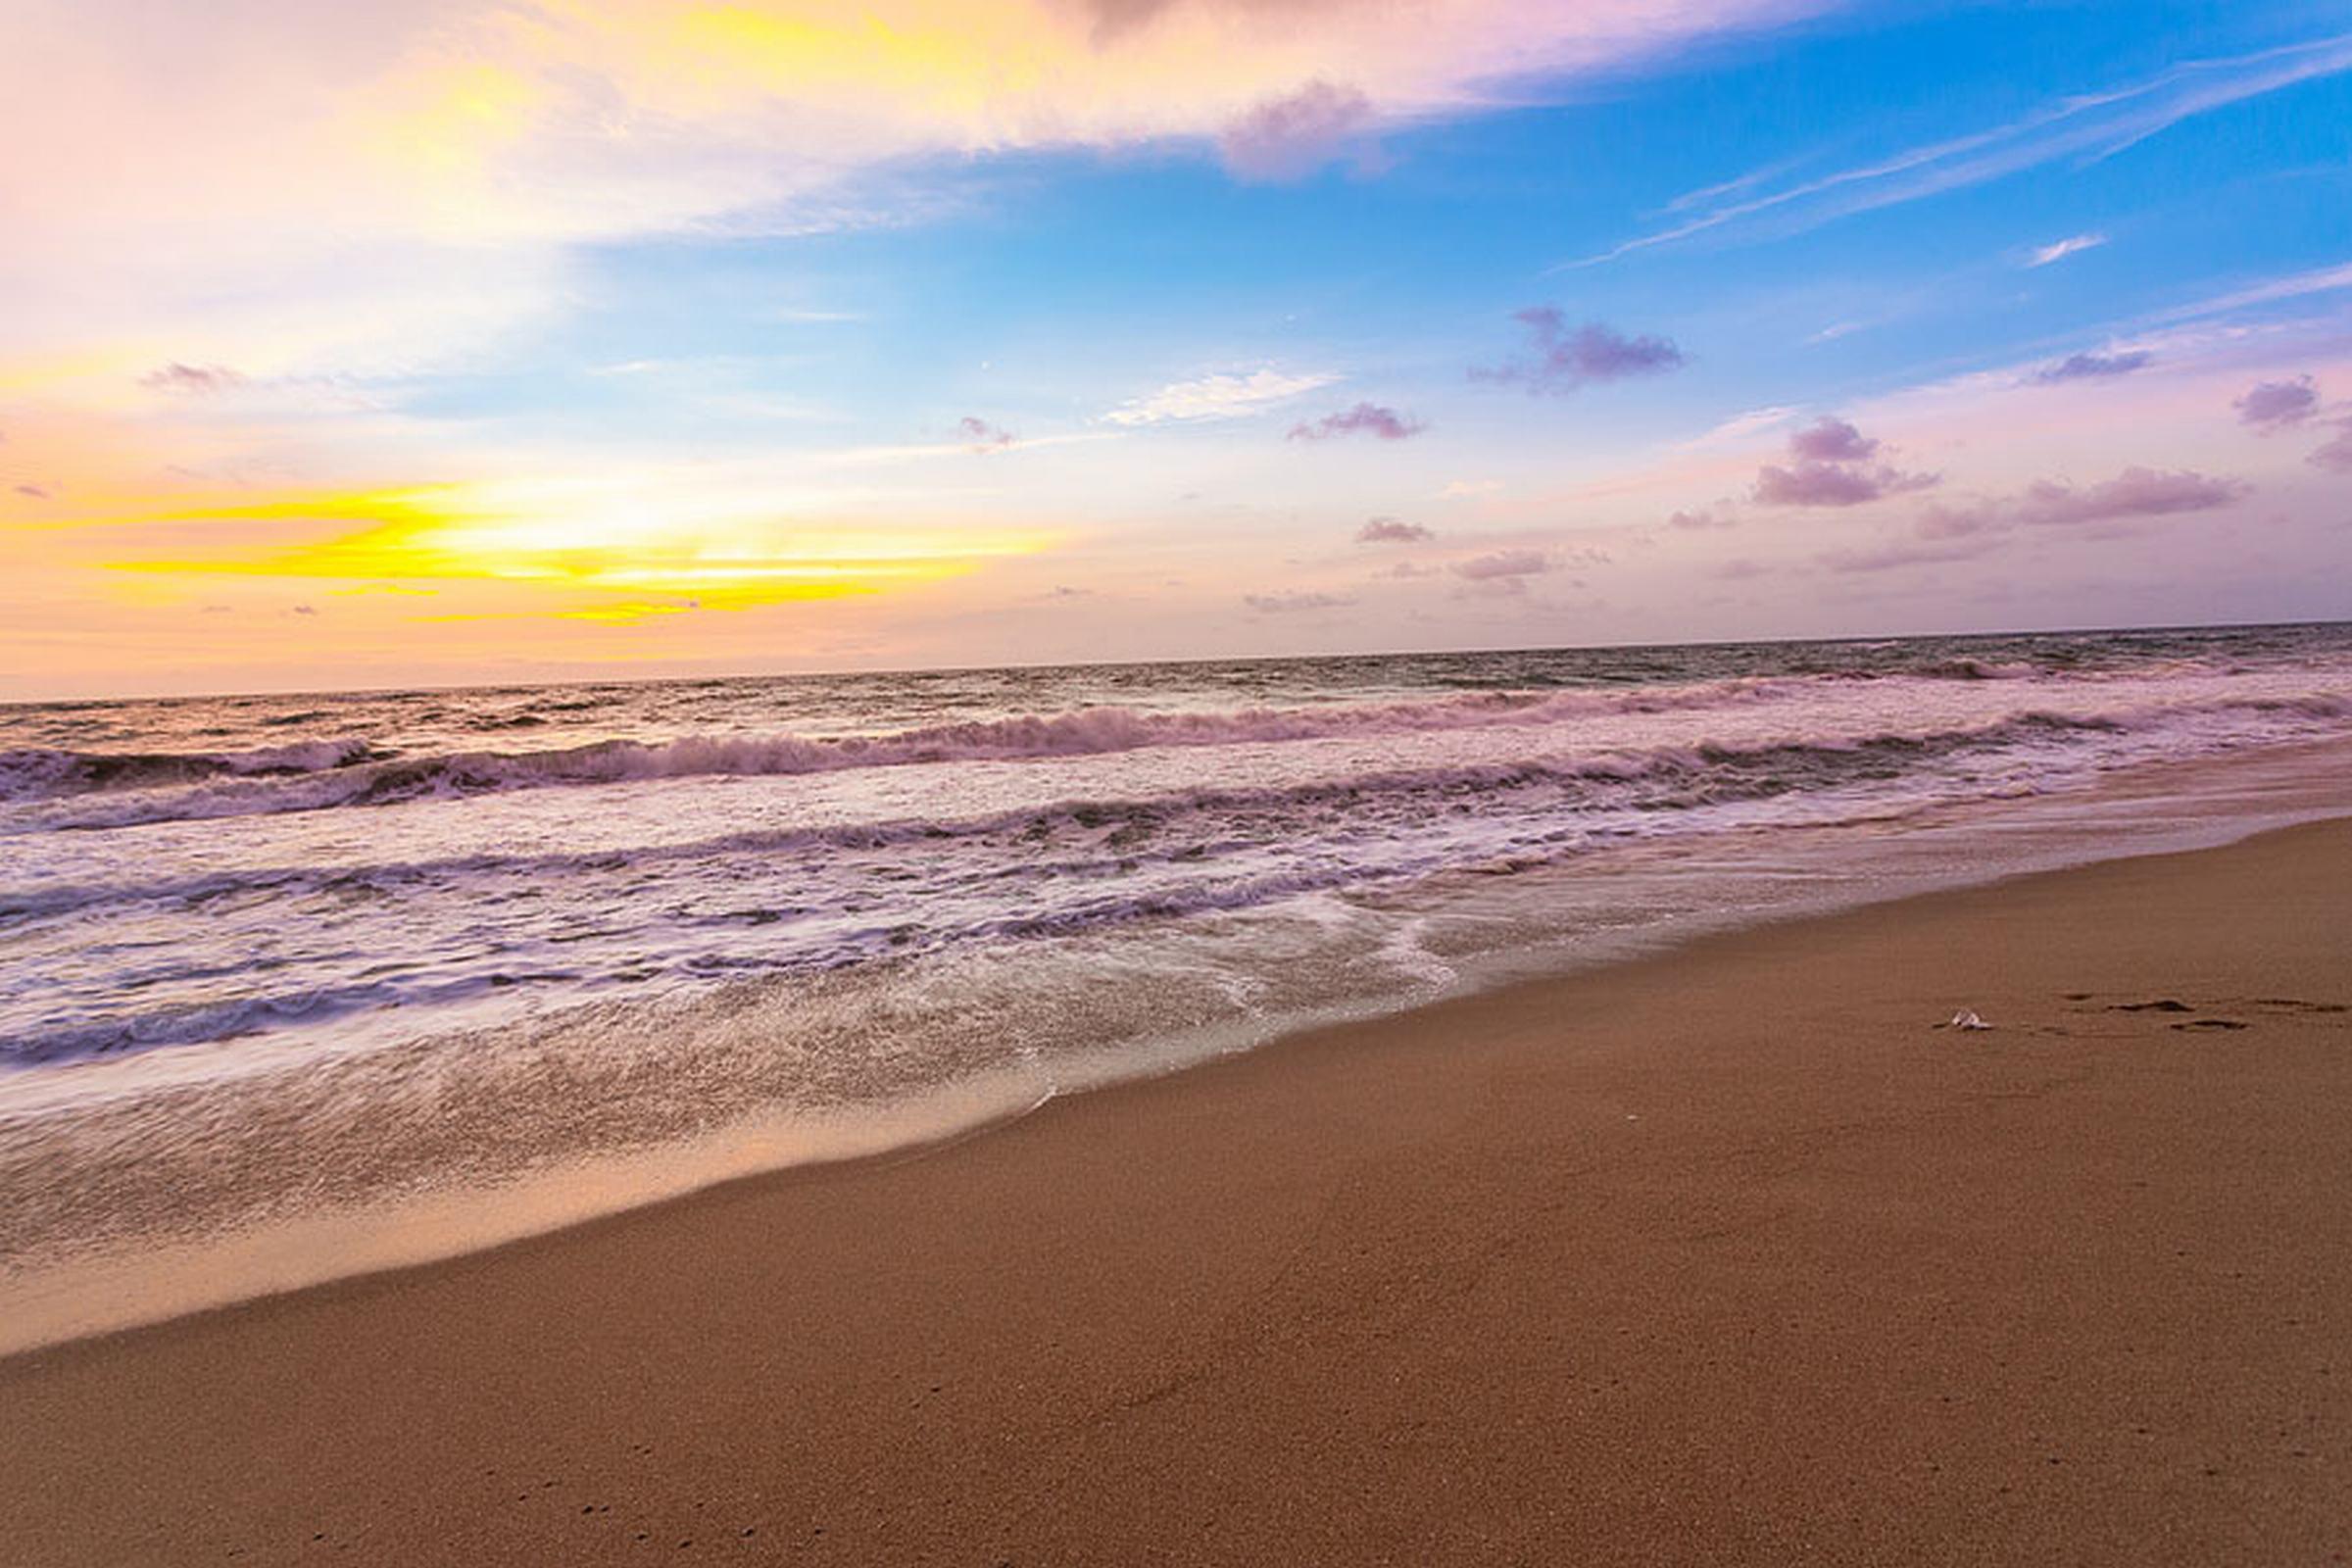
left=3, top=0, right=2348, bottom=694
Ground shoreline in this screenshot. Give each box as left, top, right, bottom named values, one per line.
left=6, top=745, right=2349, bottom=1359
left=5, top=816, right=2349, bottom=1562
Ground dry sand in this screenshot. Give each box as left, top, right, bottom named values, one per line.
left=4, top=820, right=2349, bottom=1566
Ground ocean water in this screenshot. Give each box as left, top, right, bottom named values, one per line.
left=5, top=623, right=2351, bottom=1346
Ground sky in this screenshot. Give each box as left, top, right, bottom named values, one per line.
left=1, top=0, right=2348, bottom=698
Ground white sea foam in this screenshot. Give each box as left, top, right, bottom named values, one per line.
left=2, top=627, right=2349, bottom=1338
left=5, top=674, right=2345, bottom=834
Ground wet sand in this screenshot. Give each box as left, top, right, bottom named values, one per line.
left=4, top=820, right=2349, bottom=1565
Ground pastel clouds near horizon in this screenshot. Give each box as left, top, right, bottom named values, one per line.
left=3, top=0, right=2350, bottom=697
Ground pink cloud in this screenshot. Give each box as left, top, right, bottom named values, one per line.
left=1891, top=467, right=2251, bottom=554
left=141, top=363, right=246, bottom=395
left=1913, top=500, right=2001, bottom=539
left=1450, top=548, right=1550, bottom=580
left=1356, top=516, right=1432, bottom=543
left=956, top=416, right=1016, bottom=452
left=1753, top=460, right=1934, bottom=507
left=1218, top=81, right=1376, bottom=181
left=1245, top=589, right=1353, bottom=612
left=2012, top=466, right=2247, bottom=525
left=2305, top=420, right=2352, bottom=473
left=1290, top=402, right=1426, bottom=442
left=1473, top=310, right=1684, bottom=394
left=1818, top=537, right=2000, bottom=573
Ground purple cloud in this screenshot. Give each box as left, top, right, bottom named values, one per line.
left=1899, top=466, right=2250, bottom=547
left=2031, top=350, right=2152, bottom=385
left=13, top=483, right=49, bottom=500
left=2012, top=466, right=2247, bottom=526
left=1356, top=516, right=1432, bottom=543
left=1913, top=500, right=2002, bottom=539
left=1751, top=416, right=1935, bottom=508
left=1450, top=549, right=1550, bottom=581
left=2305, top=420, right=2352, bottom=473
left=2235, top=376, right=2320, bottom=429
left=1819, top=537, right=2000, bottom=574
left=1218, top=81, right=1375, bottom=182
left=1245, top=589, right=1354, bottom=613
left=1291, top=402, right=1426, bottom=443
left=1706, top=558, right=1773, bottom=581
left=1753, top=461, right=1933, bottom=508
left=141, top=363, right=246, bottom=394
left=1788, top=416, right=1879, bottom=463
left=1473, top=310, right=1684, bottom=394
left=1667, top=508, right=1733, bottom=530
left=956, top=416, right=1015, bottom=451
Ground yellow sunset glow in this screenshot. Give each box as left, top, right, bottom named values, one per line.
left=381, top=62, right=542, bottom=176
left=670, top=5, right=1045, bottom=117
left=92, top=481, right=1055, bottom=622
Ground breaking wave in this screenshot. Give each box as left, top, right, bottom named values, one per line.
left=0, top=678, right=1805, bottom=823
left=12, top=674, right=2343, bottom=833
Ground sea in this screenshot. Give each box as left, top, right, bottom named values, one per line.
left=5, top=622, right=2351, bottom=1348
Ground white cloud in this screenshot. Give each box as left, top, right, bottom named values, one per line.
left=2027, top=232, right=2107, bottom=268
left=1105, top=368, right=1338, bottom=426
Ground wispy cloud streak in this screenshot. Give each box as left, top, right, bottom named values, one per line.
left=1107, top=369, right=1336, bottom=426
left=2160, top=263, right=2352, bottom=322
left=1567, top=33, right=2352, bottom=267
left=2027, top=233, right=2107, bottom=268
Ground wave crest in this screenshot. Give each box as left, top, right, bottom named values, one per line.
left=6, top=677, right=2346, bottom=835
left=1, top=679, right=1807, bottom=826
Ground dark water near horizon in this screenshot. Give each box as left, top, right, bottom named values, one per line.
left=4, top=622, right=2350, bottom=1348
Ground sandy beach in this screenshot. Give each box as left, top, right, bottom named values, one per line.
left=13, top=0, right=2352, bottom=1556
left=5, top=819, right=2349, bottom=1566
